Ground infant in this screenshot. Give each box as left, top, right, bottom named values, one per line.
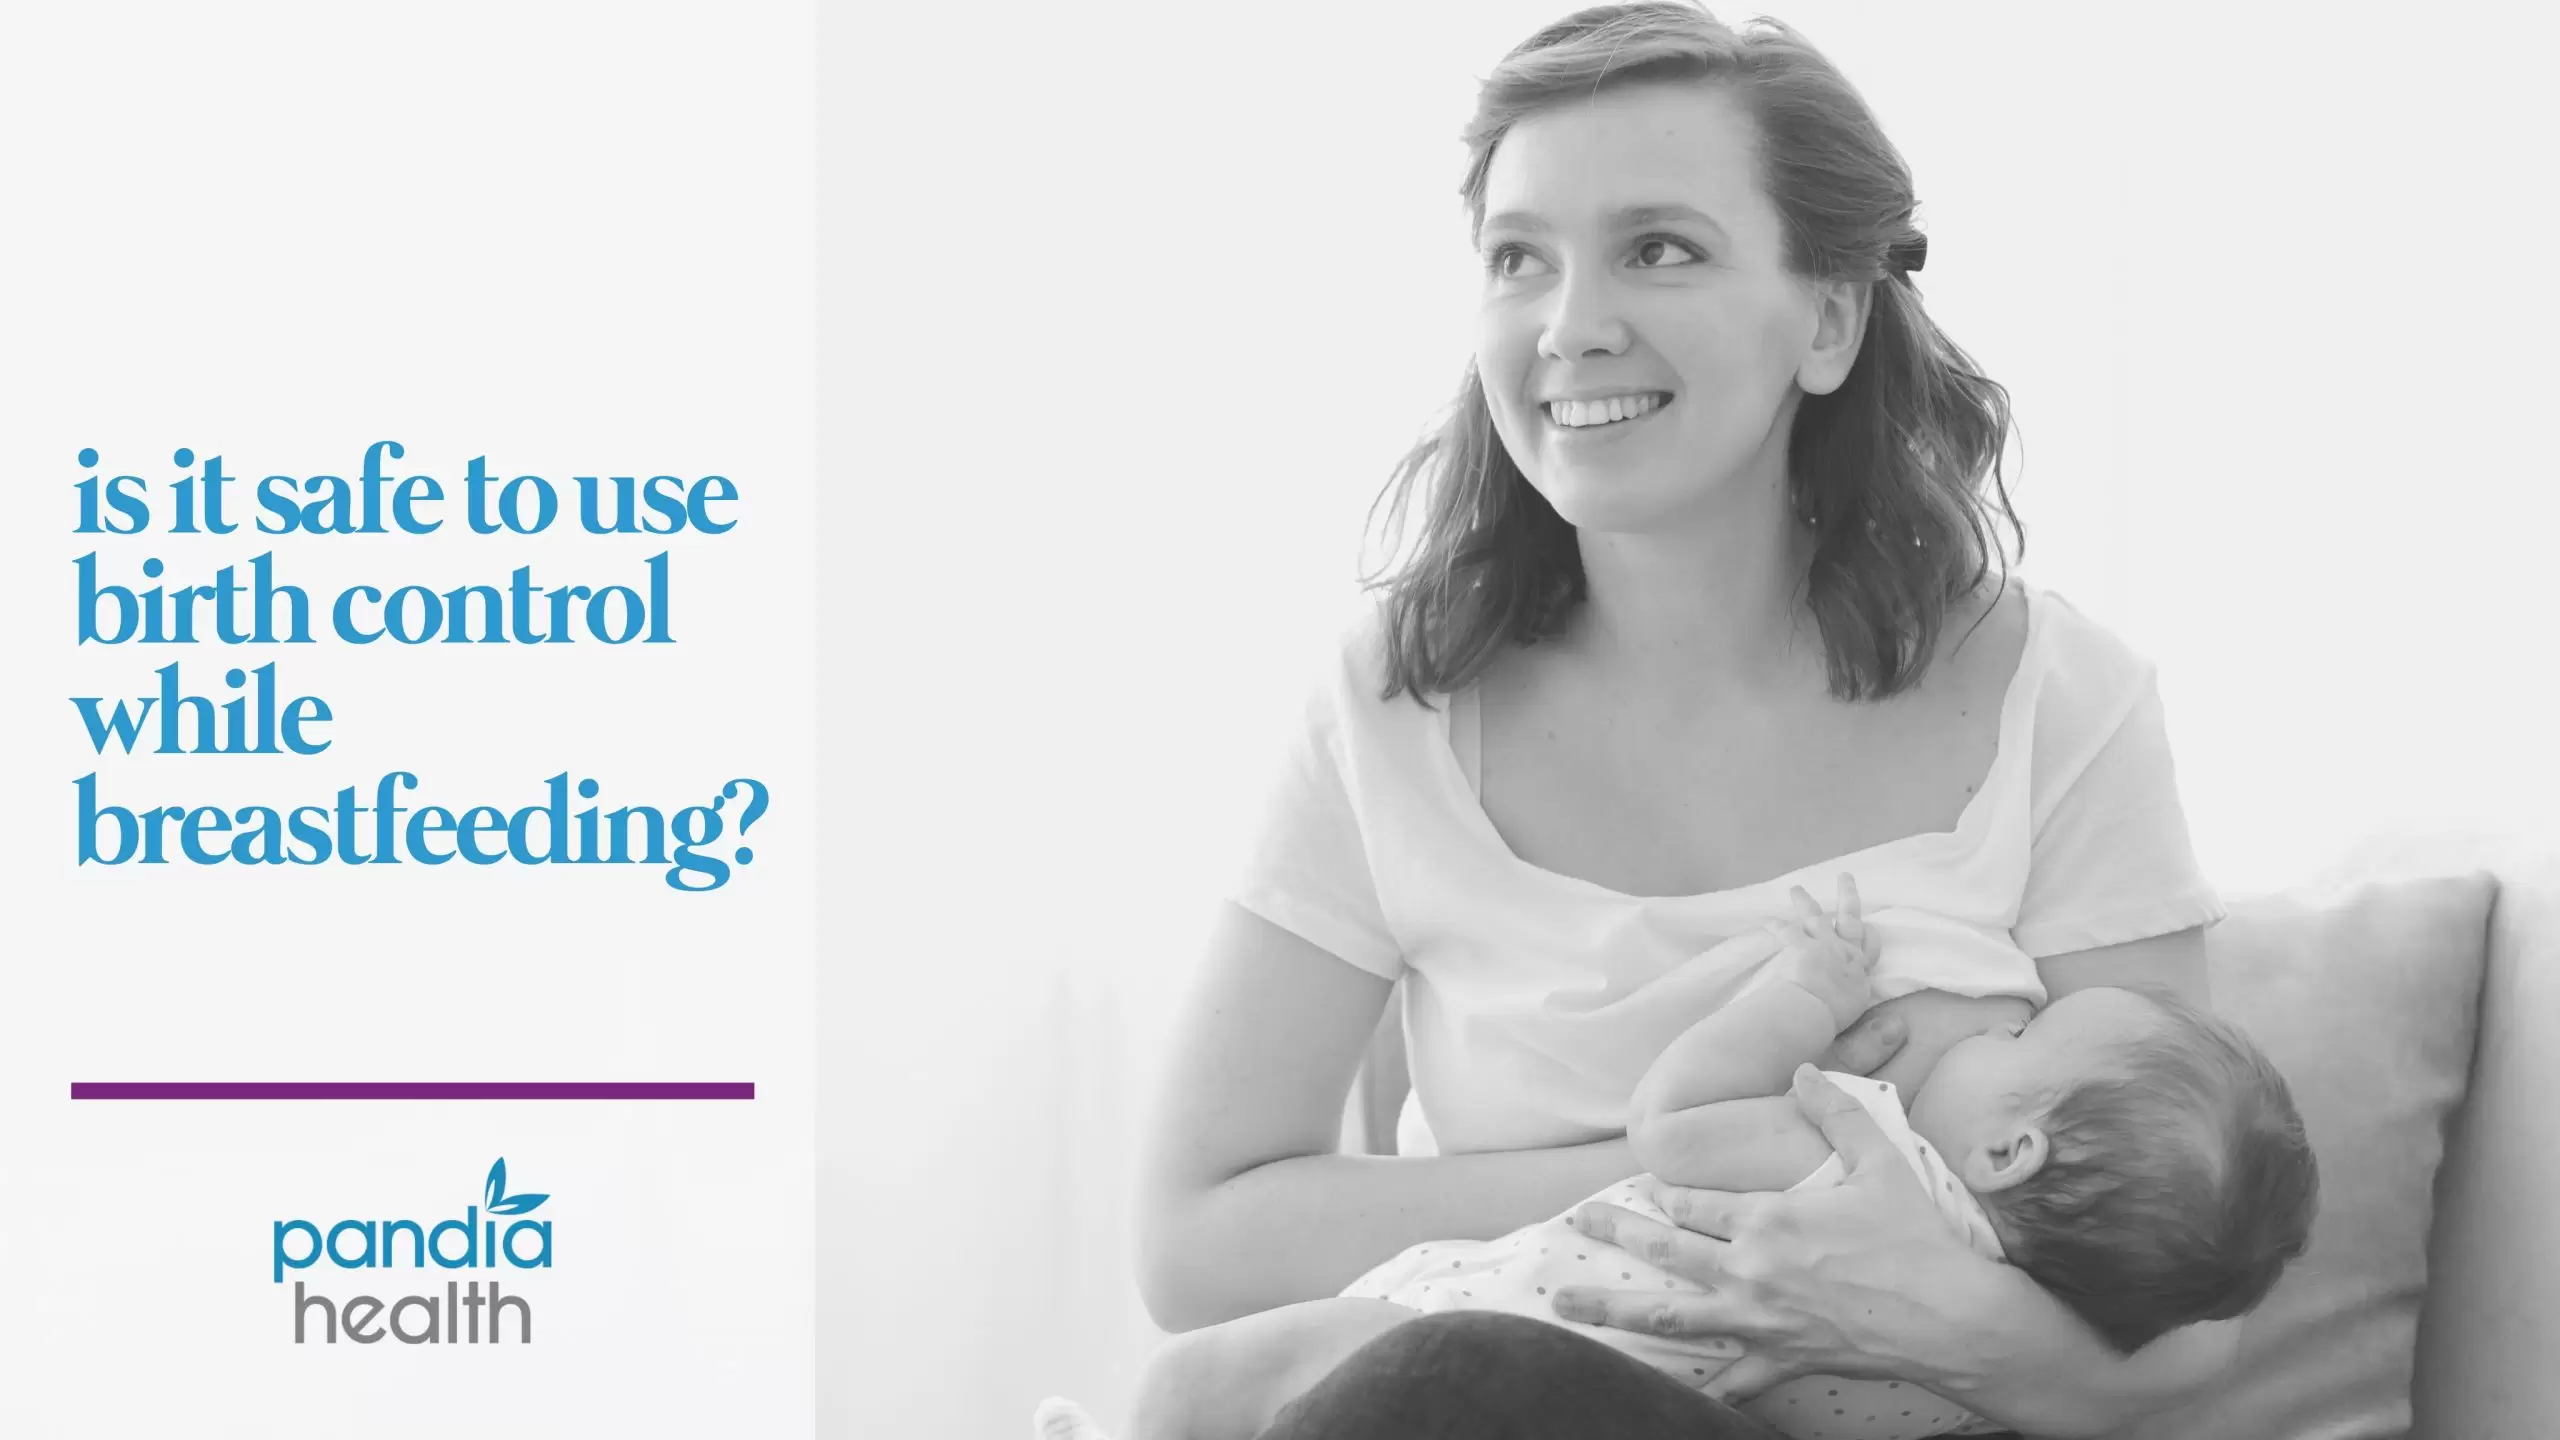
left=1073, top=881, right=2319, bottom=1440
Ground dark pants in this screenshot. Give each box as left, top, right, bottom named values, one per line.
left=1255, top=1312, right=2021, bottom=1440
left=1254, top=1312, right=1786, bottom=1439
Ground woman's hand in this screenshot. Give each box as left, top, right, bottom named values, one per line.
left=1552, top=1065, right=1993, bottom=1402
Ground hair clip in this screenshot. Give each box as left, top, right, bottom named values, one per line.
left=1888, top=234, right=1928, bottom=274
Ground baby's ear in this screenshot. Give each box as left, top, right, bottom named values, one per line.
left=1962, top=1123, right=2049, bottom=1194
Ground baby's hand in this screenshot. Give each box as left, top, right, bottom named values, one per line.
left=1768, top=877, right=1881, bottom=1032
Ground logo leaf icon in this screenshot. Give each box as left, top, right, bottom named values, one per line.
left=481, top=1158, right=548, bottom=1215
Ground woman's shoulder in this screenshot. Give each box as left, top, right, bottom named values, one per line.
left=1293, top=595, right=1387, bottom=707
left=1282, top=594, right=1440, bottom=741
left=2014, top=578, right=2160, bottom=709
left=2007, top=578, right=2174, bottom=794
left=1925, top=577, right=2032, bottom=703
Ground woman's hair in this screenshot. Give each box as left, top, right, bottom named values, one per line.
left=1366, top=1, right=2023, bottom=704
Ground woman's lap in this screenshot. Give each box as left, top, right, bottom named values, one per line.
left=1251, top=1311, right=1789, bottom=1440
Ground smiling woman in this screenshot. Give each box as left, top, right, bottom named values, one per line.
left=802, top=0, right=2556, bottom=1431
left=1369, top=17, right=2015, bottom=711
left=1109, top=3, right=2251, bottom=1439
left=1473, top=91, right=1875, bottom=537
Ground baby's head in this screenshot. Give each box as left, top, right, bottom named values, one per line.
left=1906, top=986, right=2318, bottom=1352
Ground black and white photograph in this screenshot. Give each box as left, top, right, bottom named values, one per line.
left=822, top=3, right=2555, bottom=1438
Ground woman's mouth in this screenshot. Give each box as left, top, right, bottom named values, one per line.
left=1542, top=393, right=1672, bottom=430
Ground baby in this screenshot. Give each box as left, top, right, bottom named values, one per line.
left=1063, top=880, right=2319, bottom=1440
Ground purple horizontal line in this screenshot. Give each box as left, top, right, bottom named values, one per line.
left=70, top=1082, right=753, bottom=1101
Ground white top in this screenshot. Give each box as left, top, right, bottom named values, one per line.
left=1230, top=580, right=2226, bottom=1156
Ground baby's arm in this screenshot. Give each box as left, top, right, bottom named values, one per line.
left=1628, top=884, right=1874, bottom=1190
left=1630, top=883, right=1875, bottom=1118
left=1629, top=1094, right=1837, bottom=1193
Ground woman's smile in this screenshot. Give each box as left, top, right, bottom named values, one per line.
left=1543, top=392, right=1675, bottom=434
left=1473, top=79, right=1841, bottom=535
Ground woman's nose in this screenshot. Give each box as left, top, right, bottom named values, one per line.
left=1536, top=267, right=1631, bottom=361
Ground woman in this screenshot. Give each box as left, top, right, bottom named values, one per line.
left=1136, top=5, right=2233, bottom=1436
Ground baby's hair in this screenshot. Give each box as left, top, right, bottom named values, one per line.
left=1987, top=987, right=2318, bottom=1353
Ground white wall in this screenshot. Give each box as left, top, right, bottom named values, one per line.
left=818, top=3, right=2557, bottom=1434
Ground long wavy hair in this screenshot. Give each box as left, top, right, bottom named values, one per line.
left=1367, top=1, right=2022, bottom=704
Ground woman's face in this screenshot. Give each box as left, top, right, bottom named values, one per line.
left=1472, top=80, right=1863, bottom=536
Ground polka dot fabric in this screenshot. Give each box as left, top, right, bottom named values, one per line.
left=1341, top=1072, right=2007, bottom=1440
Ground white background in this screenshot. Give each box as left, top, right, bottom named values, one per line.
left=819, top=2, right=2556, bottom=1436
left=0, top=2, right=815, bottom=1435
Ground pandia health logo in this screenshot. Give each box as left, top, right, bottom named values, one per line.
left=273, top=1158, right=554, bottom=1344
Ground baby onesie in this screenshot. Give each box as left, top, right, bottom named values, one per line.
left=1341, top=1071, right=2007, bottom=1440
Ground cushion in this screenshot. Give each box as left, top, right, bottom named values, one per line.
left=2110, top=872, right=2493, bottom=1440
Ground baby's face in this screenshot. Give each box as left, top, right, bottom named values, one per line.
left=1905, top=987, right=2164, bottom=1164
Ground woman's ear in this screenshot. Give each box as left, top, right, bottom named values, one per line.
left=1796, top=278, right=1872, bottom=396
left=1961, top=1123, right=2049, bottom=1194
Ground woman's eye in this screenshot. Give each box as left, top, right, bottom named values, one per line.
left=1484, top=244, right=1551, bottom=281
left=1631, top=235, right=1706, bottom=269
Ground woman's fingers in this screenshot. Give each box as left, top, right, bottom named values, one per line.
left=1789, top=1065, right=1905, bottom=1178
left=1789, top=885, right=1825, bottom=928
left=1699, top=1352, right=1796, bottom=1404
left=1569, top=1200, right=1731, bottom=1279
left=1547, top=1286, right=1752, bottom=1349
left=1644, top=1181, right=1765, bottom=1241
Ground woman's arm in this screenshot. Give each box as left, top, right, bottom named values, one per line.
left=1557, top=1067, right=2238, bottom=1438
left=2038, top=926, right=2209, bottom=1007
left=1886, top=1258, right=2240, bottom=1437
left=1135, top=902, right=1640, bottom=1333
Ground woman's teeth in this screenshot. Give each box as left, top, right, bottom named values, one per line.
left=1545, top=393, right=1667, bottom=428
